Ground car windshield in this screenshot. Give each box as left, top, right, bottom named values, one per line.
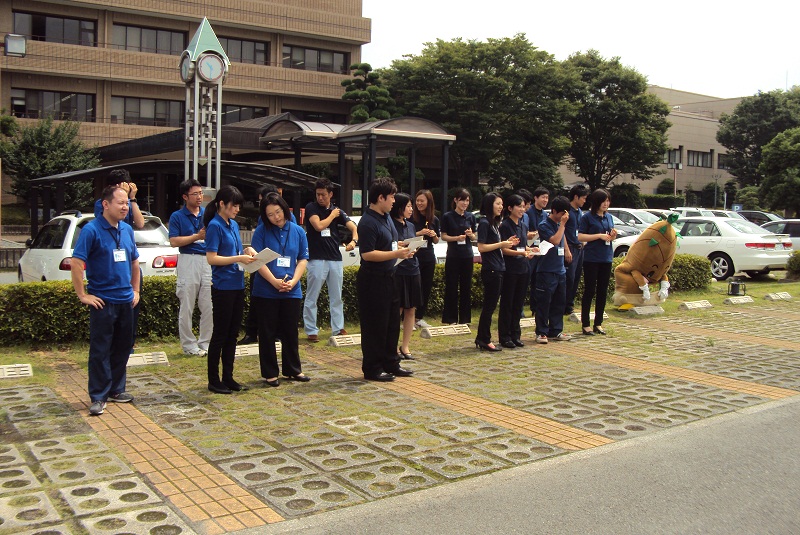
left=723, top=219, right=775, bottom=235
left=635, top=211, right=660, bottom=224
left=135, top=219, right=171, bottom=246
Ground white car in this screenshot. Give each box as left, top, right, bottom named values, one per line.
left=607, top=208, right=662, bottom=231
left=674, top=217, right=792, bottom=280
left=612, top=234, right=639, bottom=257
left=18, top=212, right=179, bottom=282
left=761, top=219, right=800, bottom=251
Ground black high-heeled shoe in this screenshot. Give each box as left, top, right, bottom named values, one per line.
left=398, top=348, right=415, bottom=360
left=475, top=340, right=502, bottom=352
left=593, top=326, right=607, bottom=335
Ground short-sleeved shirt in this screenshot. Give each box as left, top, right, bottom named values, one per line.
left=94, top=198, right=136, bottom=227
left=251, top=221, right=309, bottom=299
left=168, top=206, right=206, bottom=255
left=565, top=206, right=582, bottom=247
left=304, top=201, right=352, bottom=261
left=525, top=207, right=546, bottom=234
left=205, top=214, right=245, bottom=290
left=579, top=211, right=614, bottom=263
left=393, top=218, right=420, bottom=276
left=477, top=218, right=504, bottom=272
left=537, top=217, right=566, bottom=274
left=499, top=217, right=529, bottom=275
left=358, top=208, right=398, bottom=272
left=72, top=216, right=139, bottom=303
left=410, top=214, right=440, bottom=265
left=441, top=210, right=477, bottom=260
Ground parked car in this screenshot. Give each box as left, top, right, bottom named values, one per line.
left=643, top=209, right=678, bottom=220
left=735, top=210, right=782, bottom=226
left=673, top=217, right=792, bottom=280
left=609, top=214, right=641, bottom=238
left=709, top=209, right=747, bottom=220
left=18, top=212, right=179, bottom=282
left=612, top=234, right=639, bottom=257
left=761, top=219, right=800, bottom=250
left=671, top=207, right=716, bottom=218
left=607, top=208, right=661, bottom=231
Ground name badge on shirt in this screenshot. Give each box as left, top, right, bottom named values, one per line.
left=392, top=241, right=398, bottom=251
left=557, top=247, right=565, bottom=256
left=321, top=229, right=331, bottom=238
left=277, top=257, right=291, bottom=268
left=458, top=239, right=466, bottom=245
left=113, top=249, right=127, bottom=262
left=516, top=247, right=526, bottom=252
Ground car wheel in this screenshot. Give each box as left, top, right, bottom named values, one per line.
left=708, top=253, right=734, bottom=280
left=614, top=245, right=629, bottom=258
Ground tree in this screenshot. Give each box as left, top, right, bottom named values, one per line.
left=562, top=50, right=671, bottom=192
left=656, top=178, right=674, bottom=195
left=381, top=34, right=573, bottom=192
left=0, top=118, right=99, bottom=207
left=609, top=183, right=645, bottom=208
left=758, top=126, right=800, bottom=216
left=716, top=88, right=800, bottom=187
left=0, top=109, right=17, bottom=138
left=735, top=186, right=762, bottom=210
left=341, top=63, right=398, bottom=123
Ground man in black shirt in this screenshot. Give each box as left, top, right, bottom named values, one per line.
left=303, top=179, right=358, bottom=342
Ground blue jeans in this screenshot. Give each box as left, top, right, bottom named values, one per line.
left=535, top=272, right=566, bottom=337
left=303, top=259, right=344, bottom=335
left=88, top=302, right=134, bottom=402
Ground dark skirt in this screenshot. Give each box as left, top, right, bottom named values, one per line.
left=395, top=273, right=423, bottom=309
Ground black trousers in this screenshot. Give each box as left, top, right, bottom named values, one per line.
left=442, top=257, right=473, bottom=324
left=208, top=288, right=244, bottom=385
left=476, top=269, right=503, bottom=344
left=581, top=261, right=612, bottom=328
left=565, top=244, right=584, bottom=311
left=499, top=271, right=528, bottom=343
left=358, top=268, right=402, bottom=377
left=254, top=296, right=302, bottom=379
left=416, top=259, right=436, bottom=321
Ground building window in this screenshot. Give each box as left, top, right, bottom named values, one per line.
left=111, top=24, right=185, bottom=55
left=219, top=37, right=268, bottom=65
left=282, top=45, right=348, bottom=74
left=111, top=97, right=184, bottom=127
left=221, top=105, right=267, bottom=125
left=14, top=12, right=96, bottom=46
left=286, top=109, right=348, bottom=124
left=687, top=150, right=712, bottom=168
left=718, top=153, right=732, bottom=170
left=11, top=89, right=95, bottom=121
left=664, top=149, right=681, bottom=164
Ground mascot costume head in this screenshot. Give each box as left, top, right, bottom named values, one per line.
left=613, top=214, right=679, bottom=306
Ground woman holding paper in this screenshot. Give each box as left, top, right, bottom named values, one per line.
left=391, top=193, right=422, bottom=360
left=577, top=188, right=616, bottom=336
left=204, top=186, right=256, bottom=394
left=251, top=193, right=310, bottom=386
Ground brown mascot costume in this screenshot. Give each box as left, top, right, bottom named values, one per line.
left=613, top=214, right=679, bottom=306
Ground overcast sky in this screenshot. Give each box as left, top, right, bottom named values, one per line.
left=361, top=0, right=799, bottom=99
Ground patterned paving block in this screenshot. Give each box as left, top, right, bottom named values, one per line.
left=361, top=427, right=453, bottom=456
left=326, top=414, right=405, bottom=436
left=410, top=445, right=510, bottom=479
left=294, top=400, right=369, bottom=420
left=697, top=390, right=768, bottom=408
left=526, top=400, right=604, bottom=423
left=220, top=453, right=317, bottom=487
left=0, top=385, right=52, bottom=404
left=660, top=397, right=737, bottom=418
left=335, top=460, right=439, bottom=498
left=125, top=373, right=175, bottom=391
left=154, top=414, right=228, bottom=439
left=565, top=376, right=636, bottom=392
left=0, top=444, right=25, bottom=467
left=59, top=476, right=162, bottom=516
left=620, top=406, right=700, bottom=428
left=387, top=403, right=462, bottom=425
left=710, top=367, right=773, bottom=382
left=603, top=370, right=667, bottom=384
left=293, top=442, right=388, bottom=471
left=126, top=351, right=169, bottom=367
left=572, top=393, right=644, bottom=413
left=0, top=491, right=62, bottom=532
left=0, top=364, right=33, bottom=379
left=529, top=382, right=596, bottom=398
left=192, top=436, right=277, bottom=461
left=613, top=386, right=683, bottom=404
left=27, top=435, right=108, bottom=461
left=15, top=525, right=74, bottom=535
left=0, top=464, right=43, bottom=494
left=573, top=415, right=656, bottom=440
left=79, top=506, right=194, bottom=535
left=40, top=452, right=132, bottom=485
left=642, top=378, right=718, bottom=396
left=256, top=475, right=365, bottom=517
left=473, top=434, right=566, bottom=464
left=432, top=418, right=505, bottom=441
left=4, top=399, right=73, bottom=421
left=267, top=425, right=346, bottom=449
left=11, top=419, right=91, bottom=442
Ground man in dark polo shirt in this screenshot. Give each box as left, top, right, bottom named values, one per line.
left=534, top=196, right=572, bottom=344
left=526, top=186, right=549, bottom=317
left=357, top=178, right=414, bottom=382
left=169, top=179, right=212, bottom=356
left=72, top=186, right=140, bottom=416
left=303, top=179, right=358, bottom=342
left=564, top=185, right=588, bottom=315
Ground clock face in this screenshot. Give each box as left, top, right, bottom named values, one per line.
left=197, top=54, right=225, bottom=83
left=179, top=53, right=194, bottom=83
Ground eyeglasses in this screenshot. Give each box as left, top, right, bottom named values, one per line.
left=186, top=192, right=204, bottom=197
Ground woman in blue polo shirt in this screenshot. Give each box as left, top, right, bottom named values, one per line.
left=204, top=186, right=256, bottom=394
left=577, top=188, right=617, bottom=336
left=251, top=193, right=310, bottom=387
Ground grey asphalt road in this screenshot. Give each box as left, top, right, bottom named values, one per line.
left=254, top=396, right=800, bottom=535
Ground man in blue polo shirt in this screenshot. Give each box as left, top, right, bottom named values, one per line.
left=534, top=195, right=572, bottom=344
left=72, top=186, right=140, bottom=416
left=169, top=179, right=212, bottom=356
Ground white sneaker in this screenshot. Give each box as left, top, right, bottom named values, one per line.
left=185, top=347, right=207, bottom=356
left=536, top=335, right=548, bottom=344
left=551, top=333, right=572, bottom=342
left=415, top=319, right=432, bottom=329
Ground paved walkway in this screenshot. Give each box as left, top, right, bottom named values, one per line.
left=0, top=290, right=798, bottom=534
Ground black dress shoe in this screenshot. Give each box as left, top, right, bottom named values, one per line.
left=501, top=340, right=517, bottom=349
left=564, top=307, right=574, bottom=315
left=284, top=375, right=311, bottom=382
left=365, top=373, right=395, bottom=382
left=208, top=382, right=232, bottom=394
left=582, top=328, right=595, bottom=336
left=475, top=340, right=502, bottom=352
left=512, top=339, right=525, bottom=347
left=391, top=367, right=414, bottom=377
left=224, top=380, right=249, bottom=391
left=238, top=334, right=257, bottom=345
left=398, top=348, right=415, bottom=360
left=593, top=326, right=607, bottom=335
left=264, top=379, right=280, bottom=387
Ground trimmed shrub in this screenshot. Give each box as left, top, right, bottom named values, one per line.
left=786, top=250, right=800, bottom=280
left=642, top=194, right=683, bottom=210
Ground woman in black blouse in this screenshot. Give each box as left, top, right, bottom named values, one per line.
left=391, top=193, right=423, bottom=360
left=411, top=189, right=440, bottom=329
left=498, top=194, right=536, bottom=348
left=440, top=188, right=477, bottom=325
left=475, top=193, right=516, bottom=351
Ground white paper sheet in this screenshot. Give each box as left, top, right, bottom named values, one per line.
left=238, top=247, right=281, bottom=274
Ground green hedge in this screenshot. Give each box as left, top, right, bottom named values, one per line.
left=642, top=194, right=683, bottom=210
left=0, top=256, right=710, bottom=345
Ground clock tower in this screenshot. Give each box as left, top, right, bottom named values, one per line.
left=179, top=18, right=230, bottom=191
